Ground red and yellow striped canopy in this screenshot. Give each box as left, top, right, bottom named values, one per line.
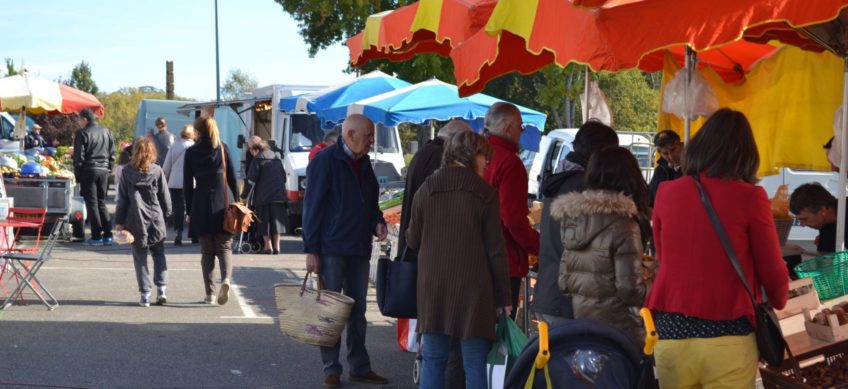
left=448, top=0, right=848, bottom=95
left=347, top=0, right=497, bottom=67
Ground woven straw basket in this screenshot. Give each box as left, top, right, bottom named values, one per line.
left=275, top=273, right=354, bottom=347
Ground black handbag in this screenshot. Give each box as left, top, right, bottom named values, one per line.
left=376, top=245, right=417, bottom=318
left=693, top=176, right=800, bottom=372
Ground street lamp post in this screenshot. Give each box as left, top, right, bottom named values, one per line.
left=215, top=0, right=221, bottom=103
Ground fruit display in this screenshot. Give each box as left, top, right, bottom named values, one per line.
left=813, top=302, right=848, bottom=327
left=0, top=151, right=73, bottom=180
left=795, top=354, right=848, bottom=388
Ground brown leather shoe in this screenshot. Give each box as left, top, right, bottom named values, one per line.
left=323, top=374, right=341, bottom=388
left=349, top=371, right=388, bottom=385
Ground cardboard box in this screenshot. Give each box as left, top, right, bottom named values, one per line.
left=803, top=307, right=848, bottom=343
left=775, top=278, right=820, bottom=319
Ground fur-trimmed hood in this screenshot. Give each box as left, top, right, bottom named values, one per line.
left=551, top=190, right=638, bottom=250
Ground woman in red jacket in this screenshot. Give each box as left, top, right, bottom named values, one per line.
left=645, top=109, right=789, bottom=388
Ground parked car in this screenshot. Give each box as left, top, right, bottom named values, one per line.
left=528, top=129, right=654, bottom=199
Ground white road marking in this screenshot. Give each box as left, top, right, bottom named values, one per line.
left=225, top=283, right=272, bottom=320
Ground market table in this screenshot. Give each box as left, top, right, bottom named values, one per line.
left=0, top=219, right=52, bottom=309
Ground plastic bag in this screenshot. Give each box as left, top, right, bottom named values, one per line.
left=771, top=184, right=790, bottom=219
left=487, top=315, right=529, bottom=389
left=661, top=69, right=719, bottom=120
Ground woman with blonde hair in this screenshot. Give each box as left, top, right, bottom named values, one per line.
left=162, top=124, right=196, bottom=245
left=115, top=137, right=172, bottom=307
left=406, top=131, right=511, bottom=389
left=184, top=117, right=238, bottom=305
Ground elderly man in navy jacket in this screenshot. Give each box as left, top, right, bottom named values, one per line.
left=303, top=114, right=389, bottom=388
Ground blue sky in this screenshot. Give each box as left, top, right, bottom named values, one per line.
left=0, top=0, right=356, bottom=100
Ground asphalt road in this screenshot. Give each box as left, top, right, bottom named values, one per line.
left=0, top=235, right=416, bottom=389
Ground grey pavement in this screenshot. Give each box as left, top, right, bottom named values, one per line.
left=0, top=234, right=416, bottom=389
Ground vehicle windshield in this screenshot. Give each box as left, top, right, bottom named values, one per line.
left=373, top=123, right=399, bottom=154
left=289, top=114, right=323, bottom=152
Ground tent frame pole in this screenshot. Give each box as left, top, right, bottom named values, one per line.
left=837, top=57, right=848, bottom=252
left=684, top=47, right=693, bottom=143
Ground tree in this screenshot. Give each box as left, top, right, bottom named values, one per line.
left=98, top=87, right=190, bottom=143
left=4, top=58, right=22, bottom=77
left=65, top=61, right=99, bottom=95
left=533, top=64, right=586, bottom=129
left=220, top=69, right=259, bottom=100
left=596, top=70, right=660, bottom=132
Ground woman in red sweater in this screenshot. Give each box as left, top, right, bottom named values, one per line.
left=645, top=109, right=789, bottom=388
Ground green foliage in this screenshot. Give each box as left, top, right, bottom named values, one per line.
left=595, top=70, right=659, bottom=132
left=98, top=87, right=190, bottom=143
left=275, top=0, right=414, bottom=57
left=64, top=61, right=99, bottom=95
left=532, top=64, right=585, bottom=130
left=3, top=58, right=22, bottom=77
left=221, top=68, right=259, bottom=100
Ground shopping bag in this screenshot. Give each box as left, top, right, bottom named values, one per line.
left=376, top=247, right=417, bottom=318
left=396, top=318, right=420, bottom=353
left=274, top=272, right=354, bottom=347
left=487, top=315, right=529, bottom=389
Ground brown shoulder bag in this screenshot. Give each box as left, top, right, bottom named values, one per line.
left=221, top=145, right=255, bottom=233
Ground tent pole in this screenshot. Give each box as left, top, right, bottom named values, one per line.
left=429, top=119, right=435, bottom=140
left=837, top=57, right=848, bottom=252
left=683, top=47, right=693, bottom=143
left=584, top=66, right=591, bottom=123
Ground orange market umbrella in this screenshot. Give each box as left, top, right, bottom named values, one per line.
left=347, top=0, right=497, bottom=67
left=447, top=0, right=848, bottom=96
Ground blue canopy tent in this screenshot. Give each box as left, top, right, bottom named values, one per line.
left=279, top=71, right=411, bottom=128
left=347, top=79, right=546, bottom=151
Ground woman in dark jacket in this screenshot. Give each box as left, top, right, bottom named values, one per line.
left=552, top=147, right=649, bottom=346
left=241, top=140, right=286, bottom=254
left=646, top=109, right=789, bottom=387
left=115, top=137, right=172, bottom=307
left=406, top=131, right=511, bottom=389
left=184, top=117, right=238, bottom=306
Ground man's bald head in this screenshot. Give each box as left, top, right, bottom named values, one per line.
left=485, top=102, right=522, bottom=145
left=437, top=120, right=472, bottom=139
left=342, top=114, right=376, bottom=158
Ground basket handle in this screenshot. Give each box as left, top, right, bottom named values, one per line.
left=300, top=272, right=325, bottom=301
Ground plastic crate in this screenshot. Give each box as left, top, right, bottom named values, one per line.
left=795, top=252, right=848, bottom=300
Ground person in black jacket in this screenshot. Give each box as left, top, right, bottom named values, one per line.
left=184, top=117, right=238, bottom=306
left=241, top=140, right=286, bottom=254
left=74, top=108, right=116, bottom=246
left=534, top=120, right=618, bottom=326
left=648, top=130, right=683, bottom=207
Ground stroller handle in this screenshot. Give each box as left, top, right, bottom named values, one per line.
left=640, top=308, right=658, bottom=356
left=534, top=321, right=550, bottom=369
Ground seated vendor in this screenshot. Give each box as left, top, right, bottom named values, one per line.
left=790, top=182, right=846, bottom=254
left=25, top=124, right=47, bottom=150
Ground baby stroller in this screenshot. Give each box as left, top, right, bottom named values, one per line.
left=234, top=186, right=264, bottom=254
left=505, top=316, right=656, bottom=389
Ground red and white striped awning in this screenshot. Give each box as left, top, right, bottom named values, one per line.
left=0, top=73, right=104, bottom=116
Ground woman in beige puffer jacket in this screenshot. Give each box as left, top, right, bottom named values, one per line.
left=551, top=147, right=650, bottom=347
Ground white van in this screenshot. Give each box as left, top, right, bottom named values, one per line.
left=527, top=129, right=654, bottom=199
left=0, top=112, right=29, bottom=154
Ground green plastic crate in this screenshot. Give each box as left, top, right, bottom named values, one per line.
left=795, top=252, right=848, bottom=300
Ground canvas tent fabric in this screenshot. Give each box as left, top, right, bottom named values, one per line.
left=656, top=46, right=844, bottom=176
left=347, top=79, right=546, bottom=151
left=0, top=73, right=105, bottom=116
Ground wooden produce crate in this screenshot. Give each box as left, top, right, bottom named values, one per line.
left=804, top=308, right=848, bottom=343
left=776, top=278, right=821, bottom=320
left=760, top=337, right=848, bottom=388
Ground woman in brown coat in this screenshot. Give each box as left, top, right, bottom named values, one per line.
left=406, top=131, right=511, bottom=389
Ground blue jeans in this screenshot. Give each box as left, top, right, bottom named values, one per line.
left=131, top=241, right=167, bottom=293
left=421, top=333, right=491, bottom=389
left=319, top=255, right=371, bottom=376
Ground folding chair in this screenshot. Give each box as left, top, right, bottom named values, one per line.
left=8, top=207, right=47, bottom=253
left=1, top=217, right=66, bottom=310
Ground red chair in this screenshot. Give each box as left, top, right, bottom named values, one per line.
left=8, top=208, right=47, bottom=254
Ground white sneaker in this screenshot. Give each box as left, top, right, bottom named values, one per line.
left=217, top=280, right=230, bottom=305
left=139, top=295, right=150, bottom=307
left=204, top=295, right=216, bottom=304
left=156, top=287, right=167, bottom=305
